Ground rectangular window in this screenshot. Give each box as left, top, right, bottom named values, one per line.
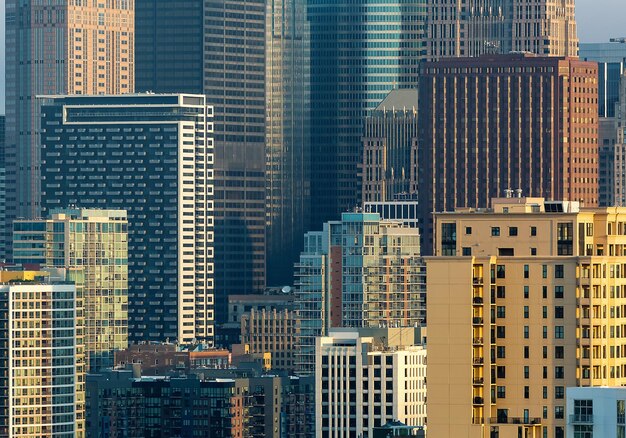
left=524, top=386, right=530, bottom=399
left=531, top=226, right=537, bottom=236
left=555, top=346, right=564, bottom=359
left=524, top=286, right=529, bottom=298
left=555, top=366, right=564, bottom=379
left=497, top=366, right=506, bottom=378
left=555, top=306, right=564, bottom=318
left=497, top=346, right=506, bottom=358
left=497, top=265, right=506, bottom=278
left=497, top=286, right=506, bottom=298
left=555, top=406, right=564, bottom=419
left=543, top=326, right=548, bottom=339
left=524, top=264, right=529, bottom=278
left=497, top=386, right=506, bottom=398
left=542, top=265, right=548, bottom=278
left=524, top=366, right=530, bottom=378
left=497, top=327, right=506, bottom=339
left=555, top=326, right=564, bottom=339
left=557, top=223, right=573, bottom=255
left=523, top=306, right=529, bottom=318
left=492, top=227, right=500, bottom=236
left=524, top=346, right=530, bottom=359
left=509, top=227, right=518, bottom=236
left=555, top=386, right=564, bottom=399
left=555, top=265, right=564, bottom=278
left=543, top=386, right=548, bottom=399
left=462, top=247, right=472, bottom=256
left=497, top=306, right=506, bottom=318
left=531, top=247, right=537, bottom=255
left=465, top=226, right=472, bottom=235
left=543, top=286, right=548, bottom=299
left=555, top=286, right=564, bottom=299
left=523, top=326, right=529, bottom=339
left=574, top=399, right=593, bottom=423
left=441, top=223, right=457, bottom=256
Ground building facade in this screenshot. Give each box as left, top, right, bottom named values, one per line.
left=315, top=328, right=427, bottom=438
left=580, top=39, right=626, bottom=118
left=0, top=270, right=85, bottom=438
left=427, top=197, right=626, bottom=438
left=364, top=196, right=420, bottom=230
left=39, top=94, right=214, bottom=344
left=426, top=0, right=578, bottom=60
left=308, top=0, right=427, bottom=229
left=418, top=53, right=599, bottom=253
left=361, top=89, right=419, bottom=204
left=13, top=209, right=128, bottom=372
left=295, top=212, right=425, bottom=374
left=566, top=387, right=626, bottom=438
left=4, top=0, right=134, bottom=258
left=265, top=0, right=311, bottom=287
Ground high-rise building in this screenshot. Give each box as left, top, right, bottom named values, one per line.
left=308, top=0, right=427, bottom=228
left=265, top=0, right=311, bottom=287
left=566, top=387, right=626, bottom=437
left=0, top=115, right=5, bottom=259
left=599, top=117, right=619, bottom=207
left=13, top=208, right=128, bottom=372
left=579, top=39, right=626, bottom=118
left=39, top=94, right=214, bottom=344
left=294, top=212, right=425, bottom=374
left=135, top=0, right=269, bottom=321
left=0, top=269, right=85, bottom=438
left=418, top=53, right=599, bottom=253
left=361, top=89, right=419, bottom=204
left=364, top=195, right=420, bottom=230
left=426, top=196, right=626, bottom=437
left=426, top=0, right=578, bottom=60
left=315, top=328, right=427, bottom=437
left=3, top=0, right=134, bottom=259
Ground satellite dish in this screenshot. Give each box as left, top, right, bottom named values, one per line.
left=281, top=286, right=292, bottom=294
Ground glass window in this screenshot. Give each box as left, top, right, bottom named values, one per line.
left=492, top=227, right=500, bottom=236
left=509, top=227, right=518, bottom=236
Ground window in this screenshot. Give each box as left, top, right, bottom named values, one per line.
left=497, top=366, right=506, bottom=378
left=574, top=399, right=593, bottom=423
left=524, top=386, right=530, bottom=399
left=497, top=386, right=506, bottom=399
left=555, top=286, right=564, bottom=299
left=573, top=425, right=593, bottom=437
left=555, top=366, right=564, bottom=379
left=543, top=286, right=548, bottom=299
left=497, top=265, right=506, bottom=278
left=497, top=286, right=506, bottom=298
left=555, top=265, right=564, bottom=278
left=509, top=227, right=518, bottom=236
left=531, top=247, right=537, bottom=256
left=524, top=286, right=529, bottom=299
left=497, top=306, right=506, bottom=318
left=555, top=386, right=564, bottom=399
left=617, top=400, right=625, bottom=424
left=524, top=366, right=530, bottom=378
left=555, top=306, right=564, bottom=318
left=543, top=386, right=548, bottom=399
left=523, top=306, right=529, bottom=318
left=555, top=326, right=564, bottom=339
left=586, top=223, right=594, bottom=237
left=497, top=327, right=506, bottom=339
left=555, top=406, right=564, bottom=419
left=543, top=346, right=548, bottom=359
left=542, top=265, right=548, bottom=278
left=441, top=223, right=457, bottom=256
left=522, top=265, right=530, bottom=279
left=465, top=226, right=472, bottom=235
left=462, top=247, right=472, bottom=256
left=497, top=346, right=506, bottom=358
left=557, top=223, right=573, bottom=255
left=492, top=227, right=501, bottom=236
left=543, top=306, right=548, bottom=318
left=543, top=326, right=548, bottom=339
left=524, top=346, right=530, bottom=359
left=523, top=326, right=529, bottom=339
left=531, top=226, right=537, bottom=236
left=555, top=346, right=564, bottom=359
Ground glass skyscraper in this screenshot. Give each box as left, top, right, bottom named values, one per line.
left=265, top=0, right=311, bottom=286
left=307, top=0, right=427, bottom=229
left=580, top=40, right=626, bottom=118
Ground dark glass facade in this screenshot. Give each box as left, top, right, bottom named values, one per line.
left=135, top=0, right=204, bottom=94
left=39, top=94, right=214, bottom=344
left=580, top=42, right=626, bottom=118
left=308, top=0, right=427, bottom=229
left=265, top=0, right=311, bottom=286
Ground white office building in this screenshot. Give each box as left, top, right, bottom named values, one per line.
left=566, top=387, right=626, bottom=438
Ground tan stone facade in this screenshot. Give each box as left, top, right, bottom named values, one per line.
left=427, top=197, right=626, bottom=438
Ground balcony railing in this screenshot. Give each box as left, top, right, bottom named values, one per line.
left=472, top=317, right=484, bottom=325
left=490, top=417, right=542, bottom=425
left=569, top=414, right=593, bottom=424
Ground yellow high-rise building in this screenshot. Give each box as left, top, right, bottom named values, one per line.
left=427, top=197, right=626, bottom=438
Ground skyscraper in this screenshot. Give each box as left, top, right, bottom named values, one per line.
left=3, top=0, right=134, bottom=258
left=426, top=196, right=626, bottom=437
left=418, top=53, right=599, bottom=252
left=265, top=0, right=311, bottom=286
left=308, top=0, right=427, bottom=228
left=13, top=209, right=129, bottom=372
left=0, top=269, right=85, bottom=438
left=580, top=39, right=626, bottom=118
left=426, top=0, right=578, bottom=60
left=294, top=212, right=425, bottom=374
left=134, top=0, right=269, bottom=325
left=361, top=89, right=419, bottom=203
left=39, top=94, right=213, bottom=344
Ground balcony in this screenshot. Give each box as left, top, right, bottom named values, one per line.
left=473, top=377, right=484, bottom=385
left=473, top=297, right=484, bottom=305
left=472, top=337, right=483, bottom=345
left=473, top=397, right=484, bottom=405
left=472, top=317, right=484, bottom=325
left=569, top=414, right=593, bottom=424
left=490, top=417, right=542, bottom=425
left=473, top=357, right=484, bottom=365
left=473, top=277, right=483, bottom=285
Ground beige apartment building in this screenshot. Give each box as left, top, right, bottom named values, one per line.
left=427, top=196, right=626, bottom=438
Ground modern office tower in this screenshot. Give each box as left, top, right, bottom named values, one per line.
left=38, top=94, right=214, bottom=344
left=308, top=0, right=427, bottom=228
left=426, top=0, right=578, bottom=60
left=426, top=196, right=626, bottom=438
left=134, top=0, right=267, bottom=327
left=3, top=0, right=134, bottom=259
left=418, top=53, right=599, bottom=253
left=265, top=0, right=311, bottom=287
left=580, top=39, right=626, bottom=118
left=427, top=0, right=508, bottom=59
left=294, top=212, right=425, bottom=374
left=134, top=0, right=204, bottom=94
left=0, top=269, right=85, bottom=438
left=599, top=117, right=619, bottom=206
left=13, top=208, right=128, bottom=372
left=315, top=328, right=427, bottom=437
left=361, top=89, right=418, bottom=204
left=566, top=387, right=626, bottom=437
left=0, top=115, right=5, bottom=259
